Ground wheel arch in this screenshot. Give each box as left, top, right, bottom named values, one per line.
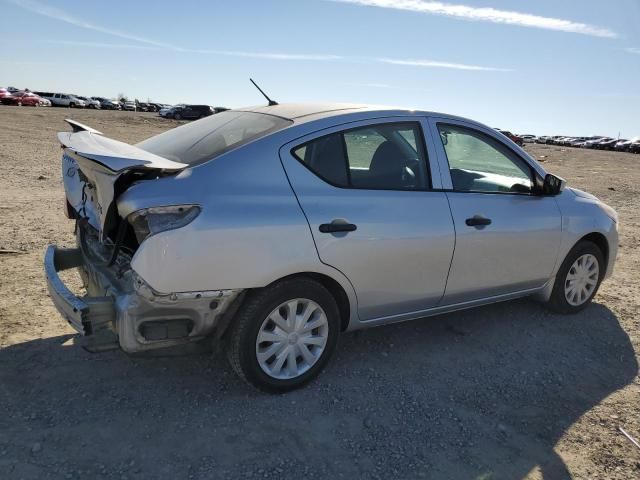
left=577, top=232, right=609, bottom=271
left=216, top=271, right=353, bottom=341
left=267, top=272, right=352, bottom=332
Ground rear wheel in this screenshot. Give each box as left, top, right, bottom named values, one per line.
left=226, top=278, right=340, bottom=393
left=547, top=240, right=604, bottom=314
left=69, top=102, right=75, bottom=108
left=17, top=101, right=22, bottom=107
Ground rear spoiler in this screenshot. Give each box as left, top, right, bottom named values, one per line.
left=65, top=118, right=103, bottom=135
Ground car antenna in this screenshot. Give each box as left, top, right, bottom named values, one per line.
left=250, top=78, right=278, bottom=106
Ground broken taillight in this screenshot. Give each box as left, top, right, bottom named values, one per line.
left=127, top=205, right=200, bottom=244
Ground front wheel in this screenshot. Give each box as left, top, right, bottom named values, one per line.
left=546, top=240, right=604, bottom=314
left=173, top=112, right=182, bottom=120
left=225, top=278, right=340, bottom=393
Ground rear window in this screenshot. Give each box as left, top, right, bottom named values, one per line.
left=137, top=111, right=292, bottom=166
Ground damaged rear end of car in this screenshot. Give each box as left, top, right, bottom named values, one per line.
left=46, top=119, right=242, bottom=353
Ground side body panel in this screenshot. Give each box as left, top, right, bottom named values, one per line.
left=426, top=116, right=563, bottom=304
left=552, top=189, right=618, bottom=279
left=279, top=117, right=456, bottom=321
left=122, top=137, right=360, bottom=325
left=443, top=192, right=562, bottom=303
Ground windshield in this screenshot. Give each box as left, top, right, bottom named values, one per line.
left=137, top=111, right=292, bottom=166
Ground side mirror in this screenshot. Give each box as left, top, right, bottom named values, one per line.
left=541, top=173, right=566, bottom=196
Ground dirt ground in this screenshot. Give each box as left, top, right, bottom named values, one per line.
left=0, top=106, right=638, bottom=480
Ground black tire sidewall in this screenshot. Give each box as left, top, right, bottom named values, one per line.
left=233, top=280, right=340, bottom=393
left=549, top=241, right=605, bottom=313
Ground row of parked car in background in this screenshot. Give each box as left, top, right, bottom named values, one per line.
left=529, top=135, right=640, bottom=153
left=493, top=131, right=639, bottom=153
left=0, top=86, right=227, bottom=120
left=2, top=86, right=637, bottom=147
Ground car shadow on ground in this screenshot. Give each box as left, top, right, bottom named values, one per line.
left=0, top=299, right=636, bottom=479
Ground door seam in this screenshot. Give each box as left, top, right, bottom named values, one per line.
left=438, top=191, right=458, bottom=306
left=276, top=150, right=361, bottom=307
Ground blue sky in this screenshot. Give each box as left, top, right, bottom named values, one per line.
left=1, top=0, right=638, bottom=137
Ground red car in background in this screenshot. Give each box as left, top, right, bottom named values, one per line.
left=0, top=88, right=12, bottom=101
left=1, top=91, right=46, bottom=106
left=497, top=129, right=525, bottom=147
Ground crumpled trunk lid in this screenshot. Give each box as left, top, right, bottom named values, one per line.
left=59, top=119, right=187, bottom=237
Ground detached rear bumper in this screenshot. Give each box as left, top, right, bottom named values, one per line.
left=44, top=245, right=115, bottom=336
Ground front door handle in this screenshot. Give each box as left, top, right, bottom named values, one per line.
left=465, top=215, right=492, bottom=227
left=319, top=221, right=357, bottom=233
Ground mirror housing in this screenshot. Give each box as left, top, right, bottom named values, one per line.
left=541, top=173, right=566, bottom=196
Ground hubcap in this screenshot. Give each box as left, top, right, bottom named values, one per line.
left=564, top=254, right=599, bottom=306
left=255, top=298, right=329, bottom=380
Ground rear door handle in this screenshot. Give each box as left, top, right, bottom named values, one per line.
left=465, top=215, right=492, bottom=227
left=319, top=221, right=357, bottom=233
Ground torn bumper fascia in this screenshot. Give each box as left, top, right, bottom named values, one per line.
left=120, top=273, right=240, bottom=353
left=44, top=246, right=115, bottom=336
left=44, top=234, right=242, bottom=353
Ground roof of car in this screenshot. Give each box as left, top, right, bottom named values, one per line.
left=237, top=103, right=370, bottom=118
left=236, top=102, right=470, bottom=126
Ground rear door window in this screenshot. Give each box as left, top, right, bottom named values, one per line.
left=292, top=122, right=429, bottom=190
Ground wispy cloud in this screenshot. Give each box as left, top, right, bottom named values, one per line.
left=6, top=0, right=185, bottom=50
left=40, top=40, right=344, bottom=61
left=330, top=0, right=617, bottom=38
left=195, top=50, right=345, bottom=61
left=14, top=0, right=512, bottom=73
left=46, top=40, right=160, bottom=51
left=378, top=57, right=510, bottom=71
left=348, top=82, right=396, bottom=88
left=344, top=82, right=433, bottom=93
left=626, top=47, right=640, bottom=54
left=10, top=0, right=343, bottom=61
left=39, top=39, right=343, bottom=61
left=38, top=40, right=508, bottom=72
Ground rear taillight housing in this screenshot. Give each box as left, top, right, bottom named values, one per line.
left=128, top=205, right=200, bottom=244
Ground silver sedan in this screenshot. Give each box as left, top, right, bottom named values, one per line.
left=45, top=104, right=618, bottom=392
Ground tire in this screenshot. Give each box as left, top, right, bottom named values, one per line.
left=226, top=278, right=340, bottom=393
left=69, top=102, right=75, bottom=108
left=17, top=101, right=22, bottom=107
left=173, top=112, right=182, bottom=120
left=546, top=240, right=605, bottom=314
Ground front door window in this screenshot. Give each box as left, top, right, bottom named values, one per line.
left=438, top=124, right=533, bottom=194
